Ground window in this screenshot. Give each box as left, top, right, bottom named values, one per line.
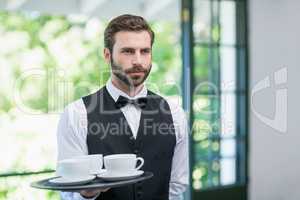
left=181, top=0, right=248, bottom=199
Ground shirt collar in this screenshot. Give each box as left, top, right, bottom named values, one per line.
left=106, top=78, right=147, bottom=102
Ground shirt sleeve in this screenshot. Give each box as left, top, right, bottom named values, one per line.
left=167, top=99, right=190, bottom=200
left=60, top=192, right=100, bottom=200
left=57, top=99, right=100, bottom=200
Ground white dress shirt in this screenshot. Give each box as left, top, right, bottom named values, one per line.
left=57, top=79, right=189, bottom=200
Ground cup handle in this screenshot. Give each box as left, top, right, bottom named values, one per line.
left=135, top=157, right=144, bottom=170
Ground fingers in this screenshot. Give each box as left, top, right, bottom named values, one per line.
left=101, top=187, right=110, bottom=192
left=80, top=187, right=110, bottom=198
left=80, top=190, right=99, bottom=198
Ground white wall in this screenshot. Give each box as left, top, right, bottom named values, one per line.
left=249, top=0, right=300, bottom=200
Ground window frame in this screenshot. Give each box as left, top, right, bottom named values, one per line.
left=181, top=0, right=249, bottom=199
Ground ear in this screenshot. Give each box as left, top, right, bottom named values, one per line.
left=103, top=48, right=111, bottom=64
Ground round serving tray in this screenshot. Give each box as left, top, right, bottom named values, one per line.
left=31, top=172, right=153, bottom=192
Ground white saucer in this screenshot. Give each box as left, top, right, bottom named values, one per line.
left=90, top=169, right=107, bottom=175
left=49, top=175, right=95, bottom=185
left=97, top=170, right=144, bottom=181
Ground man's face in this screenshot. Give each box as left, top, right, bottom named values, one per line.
left=104, top=31, right=152, bottom=87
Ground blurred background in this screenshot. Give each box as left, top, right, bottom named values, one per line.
left=0, top=0, right=299, bottom=200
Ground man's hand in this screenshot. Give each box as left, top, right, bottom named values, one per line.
left=80, top=188, right=110, bottom=199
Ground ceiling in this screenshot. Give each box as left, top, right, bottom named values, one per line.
left=0, top=0, right=180, bottom=21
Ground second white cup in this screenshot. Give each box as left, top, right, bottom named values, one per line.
left=104, top=154, right=144, bottom=173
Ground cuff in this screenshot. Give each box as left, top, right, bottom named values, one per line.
left=169, top=193, right=184, bottom=200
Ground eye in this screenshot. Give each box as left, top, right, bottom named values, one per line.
left=141, top=49, right=151, bottom=54
left=122, top=48, right=135, bottom=54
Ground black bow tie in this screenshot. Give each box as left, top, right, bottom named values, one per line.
left=115, top=96, right=148, bottom=109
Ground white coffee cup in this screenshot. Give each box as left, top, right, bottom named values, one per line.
left=56, top=158, right=90, bottom=178
left=75, top=154, right=103, bottom=174
left=104, top=154, right=144, bottom=173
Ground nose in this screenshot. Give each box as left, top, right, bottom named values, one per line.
left=132, top=52, right=142, bottom=65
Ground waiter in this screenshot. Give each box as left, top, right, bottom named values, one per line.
left=57, top=14, right=189, bottom=200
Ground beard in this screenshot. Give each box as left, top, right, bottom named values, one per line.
left=110, top=57, right=151, bottom=88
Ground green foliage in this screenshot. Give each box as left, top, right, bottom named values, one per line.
left=0, top=173, right=60, bottom=200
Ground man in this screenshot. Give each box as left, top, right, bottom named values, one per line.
left=57, top=14, right=189, bottom=200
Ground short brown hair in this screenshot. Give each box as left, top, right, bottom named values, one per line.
left=104, top=14, right=155, bottom=52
